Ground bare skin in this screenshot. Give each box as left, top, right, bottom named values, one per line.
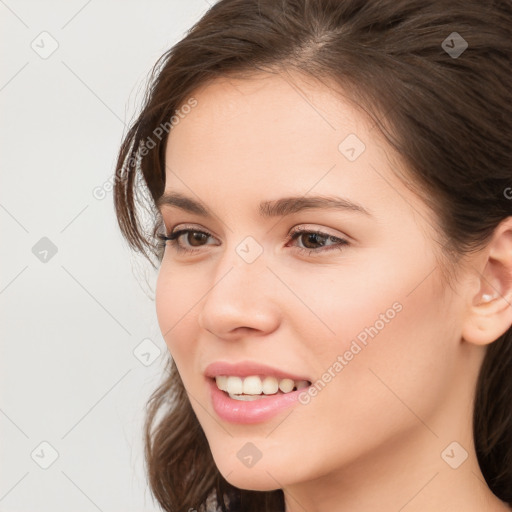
left=155, top=70, right=512, bottom=511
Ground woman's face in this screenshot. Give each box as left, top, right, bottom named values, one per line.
left=155, top=72, right=475, bottom=491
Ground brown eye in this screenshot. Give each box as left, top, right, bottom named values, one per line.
left=157, top=228, right=217, bottom=254
left=288, top=228, right=349, bottom=256
left=186, top=231, right=209, bottom=246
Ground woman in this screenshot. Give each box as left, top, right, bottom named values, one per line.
left=113, top=1, right=512, bottom=510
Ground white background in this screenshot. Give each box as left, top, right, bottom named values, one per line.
left=0, top=1, right=210, bottom=510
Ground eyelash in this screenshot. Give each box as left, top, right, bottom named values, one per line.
left=156, top=226, right=349, bottom=257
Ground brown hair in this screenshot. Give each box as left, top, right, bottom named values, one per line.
left=113, top=1, right=512, bottom=510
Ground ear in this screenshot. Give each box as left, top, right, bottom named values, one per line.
left=461, top=217, right=512, bottom=346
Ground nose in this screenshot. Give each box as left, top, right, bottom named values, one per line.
left=197, top=251, right=281, bottom=340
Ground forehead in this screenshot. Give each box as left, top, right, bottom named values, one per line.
left=162, top=71, right=432, bottom=233
left=165, top=72, right=374, bottom=183
left=167, top=71, right=373, bottom=158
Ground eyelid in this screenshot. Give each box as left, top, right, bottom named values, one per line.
left=168, top=223, right=348, bottom=241
left=159, top=223, right=351, bottom=256
left=286, top=224, right=349, bottom=241
left=165, top=222, right=217, bottom=236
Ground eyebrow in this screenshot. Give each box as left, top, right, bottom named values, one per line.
left=156, top=192, right=372, bottom=218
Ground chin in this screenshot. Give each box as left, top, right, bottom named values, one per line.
left=221, top=467, right=283, bottom=492
left=209, top=445, right=302, bottom=491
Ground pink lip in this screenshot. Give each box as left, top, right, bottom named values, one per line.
left=207, top=378, right=307, bottom=424
left=204, top=360, right=310, bottom=381
left=204, top=361, right=312, bottom=424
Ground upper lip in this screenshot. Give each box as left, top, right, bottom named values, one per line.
left=204, top=361, right=311, bottom=382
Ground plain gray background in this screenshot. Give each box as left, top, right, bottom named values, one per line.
left=0, top=1, right=210, bottom=510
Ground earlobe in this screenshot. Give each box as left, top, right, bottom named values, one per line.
left=463, top=291, right=512, bottom=346
left=461, top=218, right=512, bottom=346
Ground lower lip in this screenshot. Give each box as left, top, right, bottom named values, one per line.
left=208, top=378, right=307, bottom=424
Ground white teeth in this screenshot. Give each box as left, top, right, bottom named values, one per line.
left=243, top=375, right=262, bottom=394
left=226, top=376, right=243, bottom=395
left=262, top=376, right=279, bottom=395
left=215, top=375, right=310, bottom=397
left=278, top=378, right=294, bottom=393
left=296, top=380, right=309, bottom=390
left=216, top=375, right=228, bottom=392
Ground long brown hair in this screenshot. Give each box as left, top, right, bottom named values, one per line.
left=113, top=1, right=512, bottom=510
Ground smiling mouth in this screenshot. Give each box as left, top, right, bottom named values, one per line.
left=213, top=375, right=311, bottom=401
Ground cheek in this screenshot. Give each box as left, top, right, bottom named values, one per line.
left=277, top=254, right=456, bottom=446
left=301, top=264, right=457, bottom=445
left=155, top=261, right=201, bottom=369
